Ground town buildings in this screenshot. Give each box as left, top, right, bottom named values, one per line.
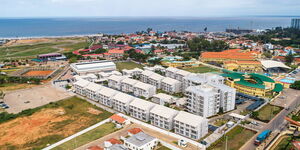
left=152, top=93, right=177, bottom=105
left=133, top=82, right=156, bottom=99
left=124, top=132, right=159, bottom=150
left=129, top=98, right=155, bottom=122
left=108, top=75, right=126, bottom=90
left=291, top=18, right=300, bottom=29
left=161, top=77, right=181, bottom=94
left=112, top=92, right=135, bottom=114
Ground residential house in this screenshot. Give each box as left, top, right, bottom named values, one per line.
left=121, top=78, right=139, bottom=93
left=124, top=132, right=159, bottom=150
left=161, top=77, right=181, bottom=93
left=129, top=98, right=155, bottom=122
left=97, top=87, right=119, bottom=107
left=133, top=82, right=156, bottom=99
left=112, top=92, right=135, bottom=114
left=108, top=75, right=126, bottom=90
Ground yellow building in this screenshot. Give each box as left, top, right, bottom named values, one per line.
left=223, top=61, right=262, bottom=73
left=222, top=72, right=283, bottom=97
left=161, top=59, right=199, bottom=68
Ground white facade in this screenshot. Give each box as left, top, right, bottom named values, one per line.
left=174, top=111, right=208, bottom=140
left=140, top=70, right=155, bottom=83
left=161, top=77, right=181, bottom=94
left=182, top=73, right=206, bottom=90
left=147, top=73, right=165, bottom=89
left=150, top=105, right=178, bottom=130
left=97, top=87, right=119, bottom=107
left=108, top=75, right=126, bottom=90
left=133, top=82, right=156, bottom=99
left=70, top=60, right=116, bottom=75
left=73, top=79, right=90, bottom=96
left=185, top=84, right=220, bottom=118
left=122, top=68, right=143, bottom=77
left=129, top=98, right=155, bottom=122
left=165, top=67, right=179, bottom=79
left=152, top=93, right=177, bottom=105
left=212, top=83, right=236, bottom=112
left=112, top=92, right=135, bottom=114
left=121, top=78, right=139, bottom=93
left=85, top=82, right=103, bottom=100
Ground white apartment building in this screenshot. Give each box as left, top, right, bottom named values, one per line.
left=174, top=111, right=208, bottom=140
left=97, top=86, right=119, bottom=107
left=185, top=84, right=220, bottom=118
left=73, top=79, right=90, bottom=96
left=133, top=82, right=156, bottom=99
left=204, top=73, right=224, bottom=85
left=140, top=70, right=154, bottom=83
left=122, top=68, right=143, bottom=77
left=121, top=78, right=139, bottom=93
left=212, top=83, right=236, bottom=112
left=147, top=73, right=165, bottom=89
left=112, top=92, right=135, bottom=114
left=124, top=132, right=159, bottom=150
left=182, top=73, right=206, bottom=90
left=165, top=67, right=179, bottom=79
left=152, top=93, right=177, bottom=105
left=129, top=98, right=155, bottom=122
left=108, top=75, right=126, bottom=90
left=149, top=105, right=178, bottom=130
left=85, top=82, right=103, bottom=101
left=175, top=69, right=191, bottom=82
left=161, top=77, right=181, bottom=94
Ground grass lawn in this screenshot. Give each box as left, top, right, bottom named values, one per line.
left=274, top=136, right=300, bottom=150
left=157, top=146, right=172, bottom=150
left=253, top=104, right=283, bottom=123
left=182, top=65, right=219, bottom=73
left=116, top=61, right=144, bottom=71
left=53, top=123, right=118, bottom=150
left=60, top=41, right=91, bottom=52
left=208, top=126, right=256, bottom=150
left=0, top=96, right=113, bottom=150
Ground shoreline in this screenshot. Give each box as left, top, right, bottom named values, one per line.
left=0, top=34, right=102, bottom=40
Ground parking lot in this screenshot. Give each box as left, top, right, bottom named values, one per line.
left=3, top=83, right=74, bottom=113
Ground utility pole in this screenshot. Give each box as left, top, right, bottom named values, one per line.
left=225, top=136, right=228, bottom=150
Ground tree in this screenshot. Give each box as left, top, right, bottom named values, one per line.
left=69, top=57, right=77, bottom=63
left=290, top=81, right=300, bottom=90
left=285, top=54, right=294, bottom=65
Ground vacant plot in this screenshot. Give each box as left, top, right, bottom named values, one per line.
left=53, top=123, right=118, bottom=150
left=60, top=41, right=91, bottom=52
left=274, top=136, right=300, bottom=150
left=208, top=126, right=256, bottom=150
left=3, top=84, right=73, bottom=113
left=0, top=83, right=37, bottom=91
left=183, top=65, right=219, bottom=73
left=157, top=146, right=172, bottom=150
left=23, top=70, right=53, bottom=76
left=116, top=61, right=144, bottom=71
left=253, top=104, right=283, bottom=122
left=0, top=96, right=113, bottom=150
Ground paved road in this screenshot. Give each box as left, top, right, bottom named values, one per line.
left=241, top=92, right=300, bottom=150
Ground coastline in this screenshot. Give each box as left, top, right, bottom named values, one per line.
left=0, top=34, right=100, bottom=40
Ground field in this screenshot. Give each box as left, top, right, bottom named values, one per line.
left=0, top=83, right=37, bottom=91
left=253, top=104, right=283, bottom=122
left=208, top=126, right=256, bottom=150
left=53, top=123, right=118, bottom=150
left=0, top=96, right=113, bottom=150
left=0, top=38, right=88, bottom=60
left=183, top=65, right=219, bottom=73
left=116, top=61, right=144, bottom=71
left=157, top=146, right=172, bottom=150
left=23, top=70, right=53, bottom=76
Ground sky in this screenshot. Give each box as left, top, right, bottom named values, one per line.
left=1, top=0, right=300, bottom=17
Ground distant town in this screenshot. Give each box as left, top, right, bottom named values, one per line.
left=0, top=18, right=300, bottom=150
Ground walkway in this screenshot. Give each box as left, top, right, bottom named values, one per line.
left=42, top=118, right=110, bottom=150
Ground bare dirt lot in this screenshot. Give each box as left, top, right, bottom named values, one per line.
left=23, top=70, right=54, bottom=76
left=0, top=96, right=113, bottom=150
left=3, top=84, right=74, bottom=113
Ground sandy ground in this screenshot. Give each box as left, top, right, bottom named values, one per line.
left=4, top=38, right=51, bottom=46
left=76, top=123, right=198, bottom=150
left=23, top=70, right=54, bottom=76
left=3, top=84, right=74, bottom=113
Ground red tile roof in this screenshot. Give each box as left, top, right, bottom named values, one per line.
left=106, top=138, right=122, bottom=144
left=87, top=146, right=103, bottom=150
left=128, top=128, right=143, bottom=135
left=201, top=49, right=259, bottom=61
left=110, top=114, right=126, bottom=124
left=108, top=49, right=124, bottom=54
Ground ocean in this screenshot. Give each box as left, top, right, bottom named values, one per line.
left=0, top=17, right=293, bottom=38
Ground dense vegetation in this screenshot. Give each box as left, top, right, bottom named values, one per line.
left=290, top=81, right=300, bottom=90
left=245, top=27, right=300, bottom=46
left=187, top=37, right=229, bottom=52
left=0, top=75, right=40, bottom=85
